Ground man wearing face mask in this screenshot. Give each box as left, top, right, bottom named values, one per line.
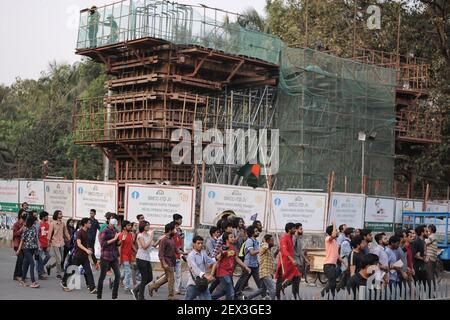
left=346, top=253, right=379, bottom=296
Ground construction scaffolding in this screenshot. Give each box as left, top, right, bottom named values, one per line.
left=73, top=0, right=400, bottom=206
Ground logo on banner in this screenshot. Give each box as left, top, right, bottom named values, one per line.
left=131, top=191, right=140, bottom=200
left=232, top=191, right=241, bottom=196
left=208, top=191, right=216, bottom=199
left=57, top=184, right=61, bottom=189
left=274, top=198, right=281, bottom=206
left=295, top=196, right=303, bottom=202
left=78, top=187, right=84, bottom=194
left=46, top=186, right=50, bottom=192
left=179, top=193, right=188, bottom=202
left=93, top=186, right=98, bottom=192
left=156, top=190, right=164, bottom=196
left=333, top=199, right=338, bottom=207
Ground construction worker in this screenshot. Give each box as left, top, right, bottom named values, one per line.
left=88, top=6, right=100, bottom=48
left=104, top=15, right=119, bottom=44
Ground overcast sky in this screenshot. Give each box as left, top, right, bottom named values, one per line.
left=0, top=0, right=266, bottom=86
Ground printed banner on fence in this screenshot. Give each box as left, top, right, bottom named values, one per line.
left=200, top=183, right=268, bottom=227
left=0, top=180, right=19, bottom=213
left=74, top=181, right=117, bottom=220
left=268, top=191, right=328, bottom=233
left=44, top=180, right=74, bottom=218
left=364, top=197, right=395, bottom=232
left=19, top=180, right=44, bottom=211
left=125, top=184, right=195, bottom=230
left=426, top=201, right=449, bottom=213
left=328, top=193, right=365, bottom=229
left=395, top=199, right=424, bottom=225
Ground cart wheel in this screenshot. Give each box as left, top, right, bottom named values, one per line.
left=318, top=272, right=328, bottom=284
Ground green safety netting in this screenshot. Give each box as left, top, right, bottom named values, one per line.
left=76, top=0, right=397, bottom=195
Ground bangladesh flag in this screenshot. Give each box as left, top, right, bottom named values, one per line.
left=237, top=163, right=266, bottom=188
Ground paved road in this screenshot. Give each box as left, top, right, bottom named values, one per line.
left=0, top=248, right=325, bottom=300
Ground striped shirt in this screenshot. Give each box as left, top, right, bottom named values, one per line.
left=426, top=234, right=439, bottom=262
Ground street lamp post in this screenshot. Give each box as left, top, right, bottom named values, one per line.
left=358, top=131, right=366, bottom=194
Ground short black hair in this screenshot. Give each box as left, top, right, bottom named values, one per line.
left=428, top=224, right=436, bottom=233
left=405, top=228, right=414, bottom=236
left=53, top=210, right=62, bottom=220
left=361, top=229, right=372, bottom=237
left=374, top=232, right=386, bottom=244
left=165, top=221, right=176, bottom=233
left=415, top=224, right=426, bottom=236
left=104, top=212, right=113, bottom=221
left=39, top=211, right=49, bottom=220
left=326, top=225, right=334, bottom=236
left=232, top=217, right=243, bottom=228
left=344, top=227, right=355, bottom=237
left=80, top=218, right=90, bottom=227
left=361, top=253, right=379, bottom=269
left=338, top=224, right=346, bottom=232
left=252, top=220, right=262, bottom=227
left=285, top=222, right=295, bottom=233
left=350, top=235, right=364, bottom=248
left=222, top=221, right=232, bottom=231
left=139, top=221, right=149, bottom=233
left=209, top=226, right=219, bottom=236
left=388, top=235, right=401, bottom=245
left=136, top=214, right=144, bottom=220
left=394, top=228, right=406, bottom=238
left=173, top=214, right=183, bottom=221
left=122, top=220, right=131, bottom=230
left=193, top=235, right=204, bottom=243
left=264, top=234, right=273, bottom=242
left=294, top=223, right=302, bottom=229
left=222, top=231, right=232, bottom=243
left=246, top=225, right=256, bottom=237
left=25, top=216, right=36, bottom=228
left=18, top=209, right=26, bottom=220
left=90, top=209, right=96, bottom=214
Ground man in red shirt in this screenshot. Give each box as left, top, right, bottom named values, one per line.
left=37, top=211, right=51, bottom=280
left=275, top=222, right=301, bottom=300
left=212, top=232, right=250, bottom=300
left=119, top=220, right=133, bottom=292
left=404, top=228, right=416, bottom=280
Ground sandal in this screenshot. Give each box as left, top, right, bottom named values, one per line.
left=30, top=283, right=40, bottom=289
left=19, top=280, right=28, bottom=287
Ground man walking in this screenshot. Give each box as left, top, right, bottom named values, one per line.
left=234, top=226, right=263, bottom=300
left=148, top=222, right=178, bottom=300
left=425, top=224, right=438, bottom=288
left=97, top=218, right=122, bottom=300
left=87, top=209, right=100, bottom=266
left=119, top=220, right=133, bottom=293
left=173, top=214, right=185, bottom=295
left=321, top=221, right=339, bottom=298
left=412, top=225, right=428, bottom=285
left=275, top=223, right=301, bottom=300
left=37, top=211, right=51, bottom=280
left=46, top=210, right=70, bottom=278
left=185, top=236, right=216, bottom=300
left=61, top=218, right=97, bottom=294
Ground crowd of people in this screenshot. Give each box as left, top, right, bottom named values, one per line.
left=10, top=204, right=441, bottom=300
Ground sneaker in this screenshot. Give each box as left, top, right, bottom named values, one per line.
left=30, top=283, right=40, bottom=289
left=38, top=275, right=47, bottom=280
left=131, top=288, right=138, bottom=300
left=56, top=274, right=62, bottom=279
left=46, top=266, right=51, bottom=276
left=90, top=287, right=98, bottom=294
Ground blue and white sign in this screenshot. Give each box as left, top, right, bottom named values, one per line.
left=74, top=180, right=117, bottom=220
left=268, top=191, right=328, bottom=233
left=44, top=180, right=74, bottom=218
left=125, top=184, right=195, bottom=230
left=328, top=193, right=365, bottom=229
left=200, top=183, right=268, bottom=226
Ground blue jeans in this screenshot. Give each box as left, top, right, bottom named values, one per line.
left=185, top=285, right=212, bottom=300
left=23, top=248, right=37, bottom=283
left=37, top=248, right=51, bottom=276
left=212, top=275, right=234, bottom=300
left=122, top=261, right=132, bottom=290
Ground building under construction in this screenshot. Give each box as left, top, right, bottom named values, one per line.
left=73, top=0, right=441, bottom=213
